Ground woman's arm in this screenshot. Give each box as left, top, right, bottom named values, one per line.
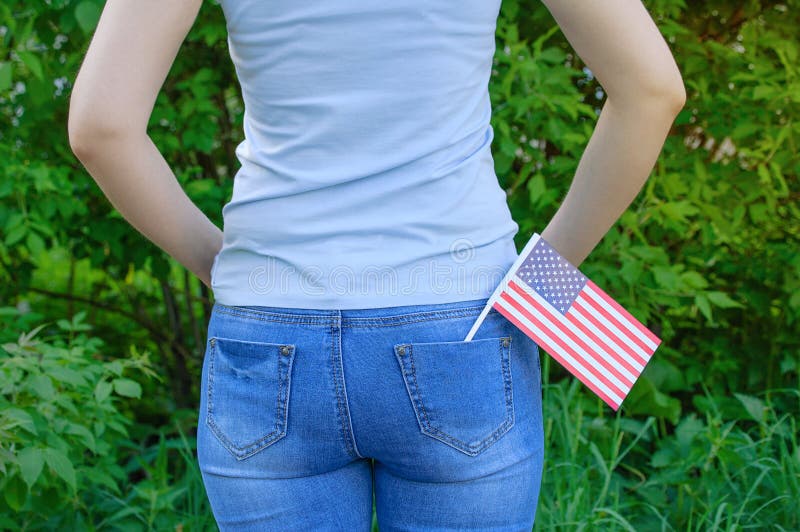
left=537, top=0, right=686, bottom=267
left=67, top=0, right=222, bottom=289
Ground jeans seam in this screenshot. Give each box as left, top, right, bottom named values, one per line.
left=407, top=344, right=431, bottom=431
left=330, top=319, right=361, bottom=459
left=206, top=338, right=216, bottom=444
left=504, top=337, right=515, bottom=423
left=214, top=303, right=490, bottom=327
left=337, top=320, right=364, bottom=459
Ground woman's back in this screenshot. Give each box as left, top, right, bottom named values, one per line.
left=210, top=0, right=520, bottom=308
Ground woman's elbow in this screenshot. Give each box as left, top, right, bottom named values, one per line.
left=637, top=66, right=687, bottom=115
left=69, top=115, right=113, bottom=160
left=67, top=113, right=95, bottom=161
left=608, top=79, right=686, bottom=121
left=67, top=96, right=137, bottom=159
left=661, top=76, right=687, bottom=114
left=606, top=61, right=687, bottom=116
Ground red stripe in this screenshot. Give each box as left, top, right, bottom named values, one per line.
left=493, top=296, right=620, bottom=410
left=507, top=280, right=634, bottom=389
left=503, top=281, right=626, bottom=401
left=572, top=297, right=649, bottom=367
left=586, top=280, right=661, bottom=345
left=579, top=290, right=652, bottom=358
left=564, top=310, right=641, bottom=378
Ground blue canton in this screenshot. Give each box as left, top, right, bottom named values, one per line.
left=513, top=237, right=588, bottom=314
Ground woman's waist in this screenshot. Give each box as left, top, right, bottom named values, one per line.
left=211, top=233, right=518, bottom=302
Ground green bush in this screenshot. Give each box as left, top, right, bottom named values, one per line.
left=0, top=309, right=214, bottom=530
left=0, top=309, right=151, bottom=528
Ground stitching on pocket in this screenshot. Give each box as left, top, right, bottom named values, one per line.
left=394, top=336, right=515, bottom=457
left=206, top=336, right=296, bottom=461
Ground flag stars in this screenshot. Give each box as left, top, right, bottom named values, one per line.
left=513, top=239, right=590, bottom=314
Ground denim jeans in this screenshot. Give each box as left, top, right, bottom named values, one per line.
left=197, top=297, right=545, bottom=531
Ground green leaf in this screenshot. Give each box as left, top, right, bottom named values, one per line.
left=748, top=203, right=768, bottom=224
left=644, top=357, right=685, bottom=393
left=17, top=51, right=43, bottom=81
left=83, top=468, right=121, bottom=494
left=185, top=178, right=216, bottom=197
left=64, top=422, right=97, bottom=453
left=106, top=359, right=124, bottom=376
left=619, top=259, right=644, bottom=286
left=75, top=1, right=102, bottom=34
left=43, top=448, right=76, bottom=490
left=623, top=376, right=681, bottom=424
left=675, top=413, right=705, bottom=449
left=652, top=266, right=679, bottom=290
left=4, top=224, right=27, bottom=247
left=112, top=378, right=142, bottom=398
left=650, top=447, right=676, bottom=468
left=3, top=474, right=26, bottom=511
left=25, top=231, right=46, bottom=258
left=694, top=294, right=713, bottom=323
left=106, top=418, right=130, bottom=437
left=2, top=408, right=37, bottom=435
left=752, top=85, right=777, bottom=100
left=526, top=173, right=547, bottom=207
left=660, top=201, right=699, bottom=224
left=94, top=379, right=113, bottom=402
left=680, top=271, right=709, bottom=290
left=706, top=291, right=744, bottom=309
left=17, top=447, right=44, bottom=489
left=734, top=393, right=766, bottom=423
left=47, top=366, right=87, bottom=387
left=27, top=374, right=55, bottom=400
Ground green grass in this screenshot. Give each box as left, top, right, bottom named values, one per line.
left=534, top=355, right=799, bottom=531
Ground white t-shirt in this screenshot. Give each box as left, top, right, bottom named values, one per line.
left=211, top=0, right=519, bottom=309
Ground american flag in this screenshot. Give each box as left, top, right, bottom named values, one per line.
left=464, top=233, right=661, bottom=410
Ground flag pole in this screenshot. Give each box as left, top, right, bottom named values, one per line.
left=464, top=232, right=542, bottom=341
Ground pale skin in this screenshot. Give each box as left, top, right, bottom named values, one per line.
left=68, top=0, right=685, bottom=289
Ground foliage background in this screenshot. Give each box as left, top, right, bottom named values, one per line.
left=1, top=0, right=798, bottom=529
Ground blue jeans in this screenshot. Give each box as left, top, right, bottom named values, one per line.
left=197, top=297, right=545, bottom=531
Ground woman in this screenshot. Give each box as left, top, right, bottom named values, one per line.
left=68, top=0, right=685, bottom=529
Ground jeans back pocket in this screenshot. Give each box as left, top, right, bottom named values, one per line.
left=206, top=336, right=296, bottom=460
left=393, top=335, right=514, bottom=457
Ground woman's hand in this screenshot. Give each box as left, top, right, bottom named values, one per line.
left=537, top=0, right=687, bottom=267
left=67, top=0, right=222, bottom=289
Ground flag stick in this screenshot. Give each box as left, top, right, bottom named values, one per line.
left=464, top=232, right=543, bottom=341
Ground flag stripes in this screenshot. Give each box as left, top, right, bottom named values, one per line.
left=578, top=293, right=652, bottom=363
left=506, top=279, right=634, bottom=394
left=492, top=273, right=660, bottom=410
left=584, top=280, right=660, bottom=346
left=564, top=302, right=644, bottom=376
left=570, top=299, right=649, bottom=369
left=493, top=289, right=623, bottom=410
left=501, top=279, right=627, bottom=405
left=576, top=297, right=649, bottom=365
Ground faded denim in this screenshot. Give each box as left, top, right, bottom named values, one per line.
left=197, top=297, right=545, bottom=531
